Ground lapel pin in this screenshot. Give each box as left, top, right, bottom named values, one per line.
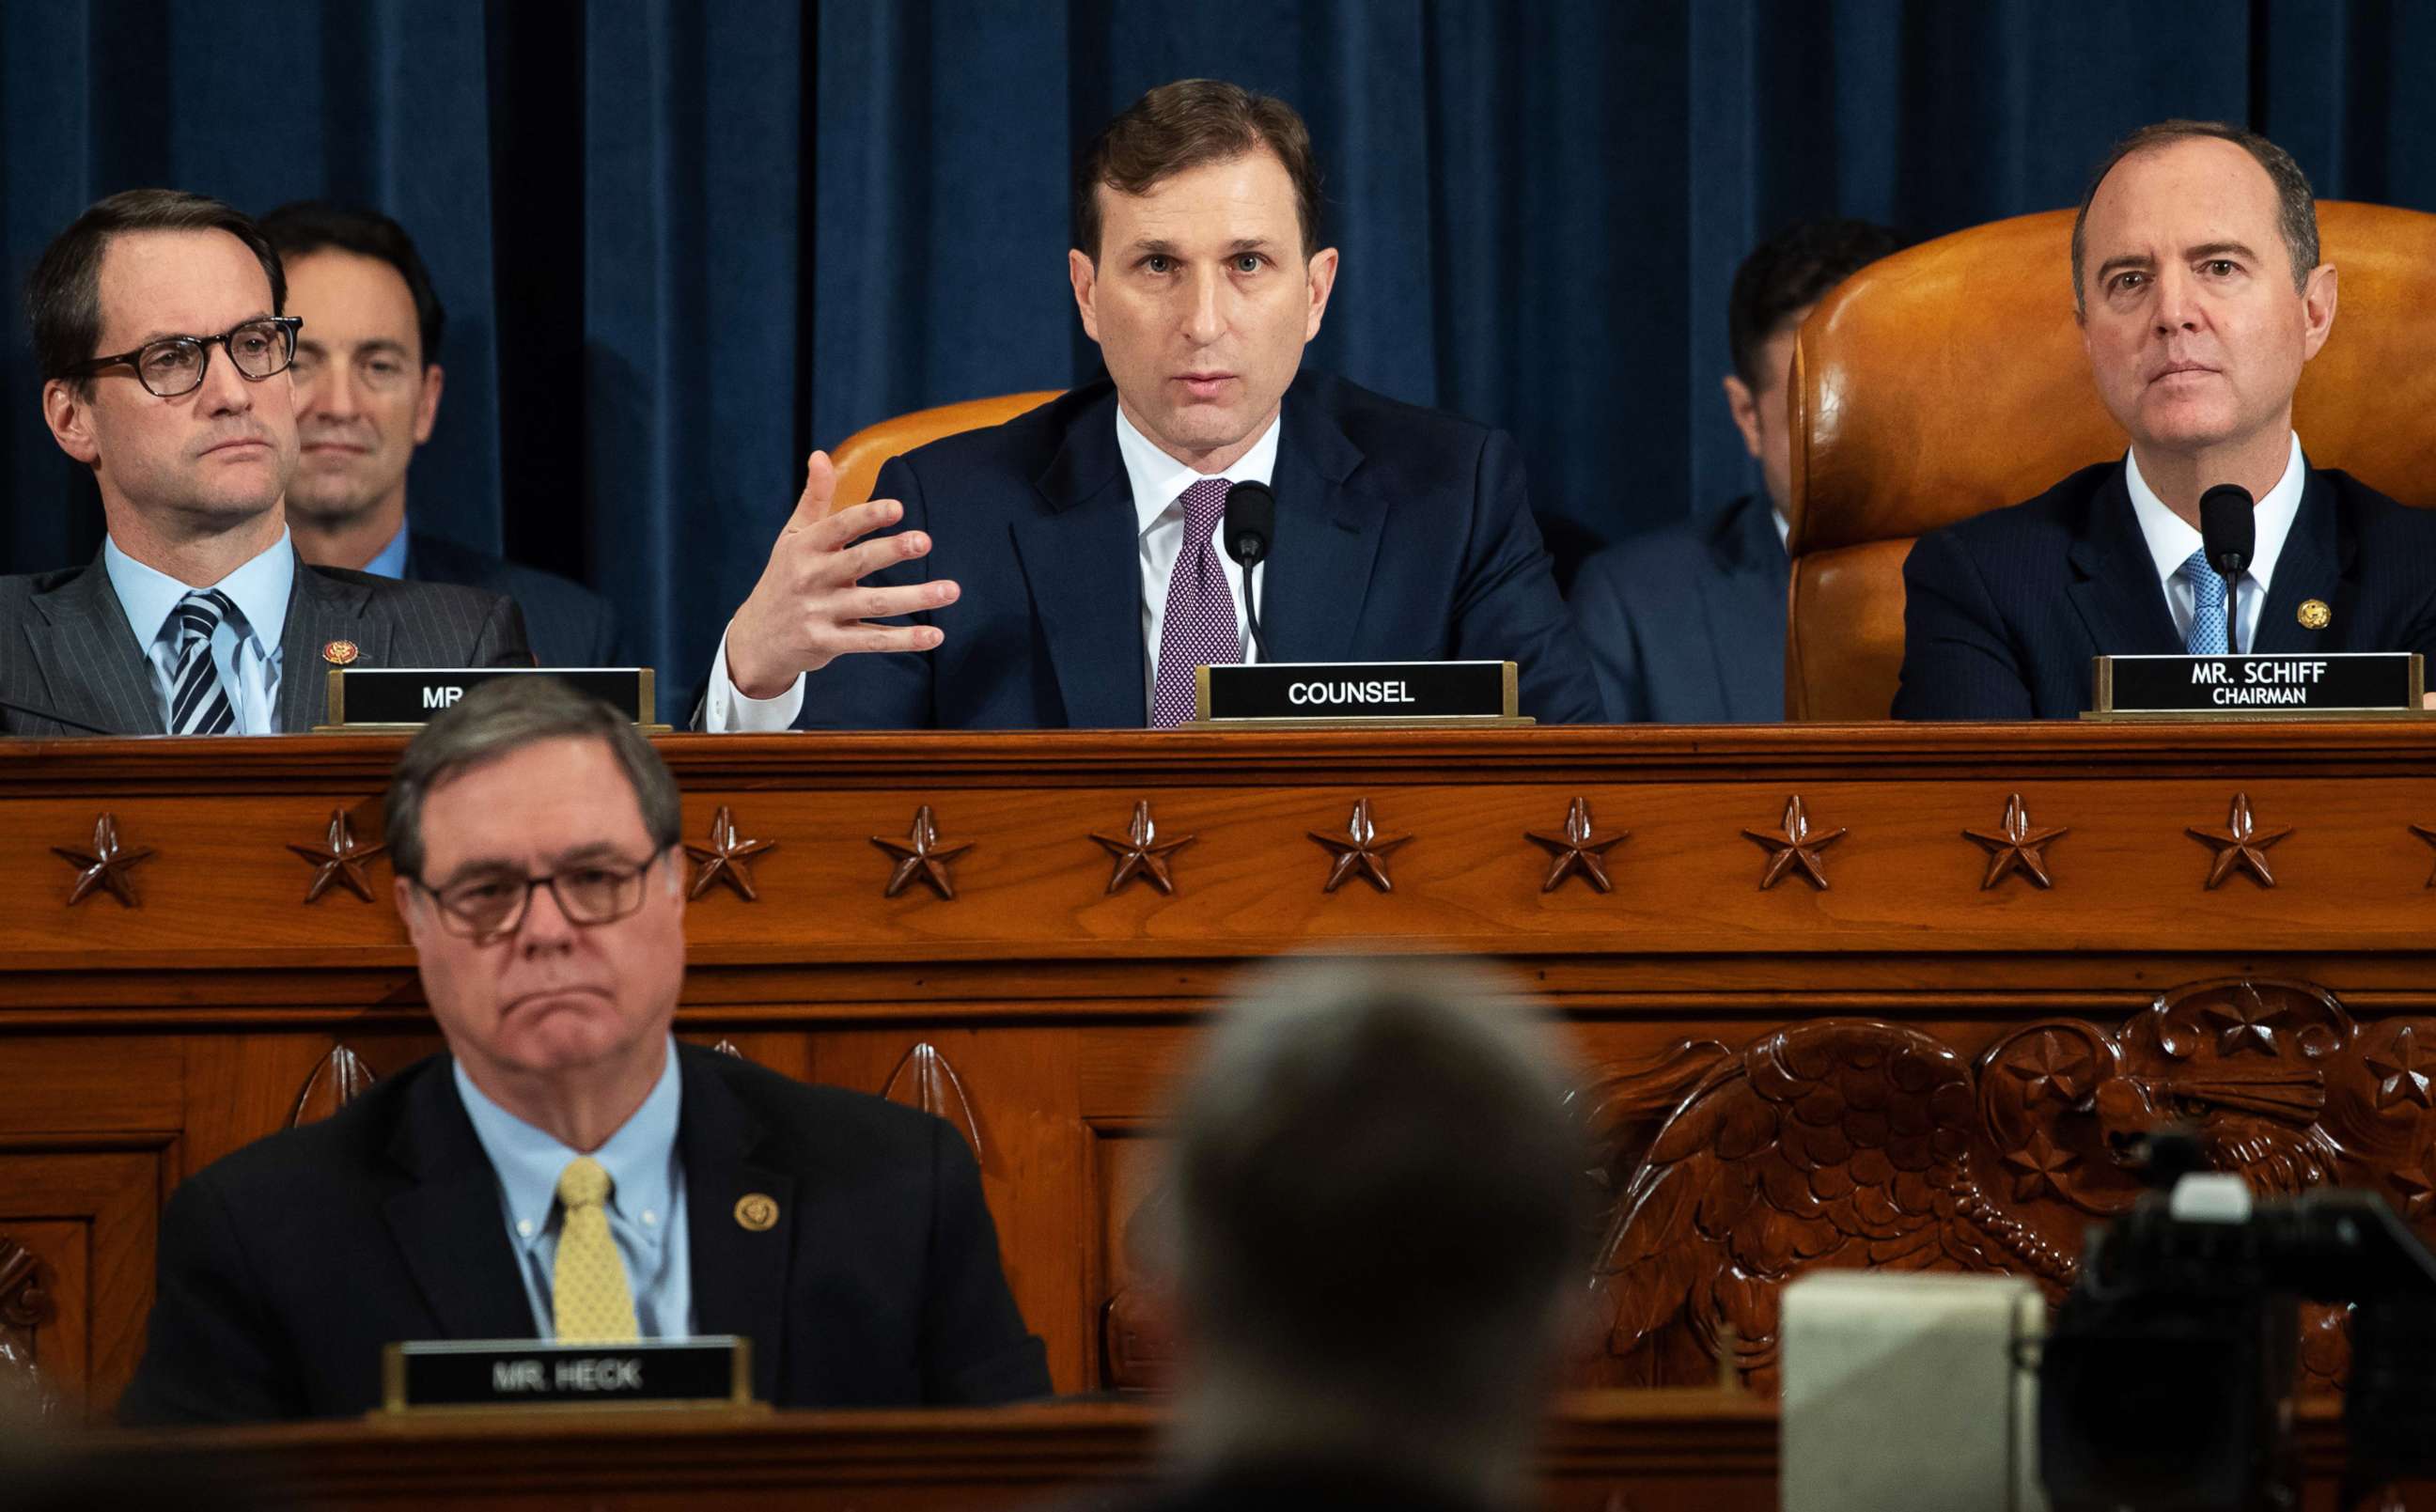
left=734, top=1192, right=779, bottom=1232
left=322, top=640, right=361, bottom=665
left=2297, top=600, right=2331, bottom=631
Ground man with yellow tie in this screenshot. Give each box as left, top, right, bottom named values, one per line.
left=117, top=678, right=1049, bottom=1421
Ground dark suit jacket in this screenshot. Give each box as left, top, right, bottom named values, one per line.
left=1568, top=493, right=1788, bottom=723
left=1895, top=461, right=2436, bottom=720
left=407, top=531, right=623, bottom=669
left=117, top=1044, right=1051, bottom=1423
left=0, top=547, right=530, bottom=736
left=789, top=373, right=1603, bottom=727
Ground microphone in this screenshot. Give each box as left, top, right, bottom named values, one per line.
left=2198, top=484, right=2256, bottom=658
left=1223, top=480, right=1276, bottom=662
left=0, top=695, right=117, bottom=736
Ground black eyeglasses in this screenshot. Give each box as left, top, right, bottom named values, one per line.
left=66, top=316, right=303, bottom=398
left=411, top=850, right=667, bottom=941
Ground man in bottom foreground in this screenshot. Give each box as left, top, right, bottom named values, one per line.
left=119, top=677, right=1048, bottom=1421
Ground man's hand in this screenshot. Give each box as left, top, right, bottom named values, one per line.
left=725, top=451, right=961, bottom=698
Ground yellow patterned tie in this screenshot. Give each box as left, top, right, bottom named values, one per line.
left=552, top=1156, right=639, bottom=1344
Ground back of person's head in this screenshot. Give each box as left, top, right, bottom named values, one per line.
left=1726, top=217, right=1904, bottom=386
left=257, top=199, right=445, bottom=363
left=1162, top=959, right=1587, bottom=1498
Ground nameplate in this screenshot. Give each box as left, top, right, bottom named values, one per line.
left=381, top=1336, right=752, bottom=1413
left=1193, top=661, right=1522, bottom=725
left=2091, top=653, right=2424, bottom=716
left=321, top=667, right=657, bottom=730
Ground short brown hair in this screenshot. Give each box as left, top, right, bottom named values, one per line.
left=2070, top=120, right=2319, bottom=316
left=26, top=189, right=288, bottom=386
left=1073, top=79, right=1324, bottom=261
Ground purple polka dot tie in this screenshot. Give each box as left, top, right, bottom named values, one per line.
left=1150, top=476, right=1240, bottom=728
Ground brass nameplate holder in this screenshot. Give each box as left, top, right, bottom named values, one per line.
left=2086, top=652, right=2427, bottom=721
left=1189, top=660, right=1529, bottom=727
left=380, top=1336, right=754, bottom=1413
left=320, top=667, right=662, bottom=732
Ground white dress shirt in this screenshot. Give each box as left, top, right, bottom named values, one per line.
left=702, top=407, right=1282, bottom=731
left=2124, top=433, right=2304, bottom=655
left=102, top=527, right=294, bottom=734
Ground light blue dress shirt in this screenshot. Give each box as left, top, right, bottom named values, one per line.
left=361, top=517, right=412, bottom=580
left=452, top=1039, right=693, bottom=1339
left=103, top=528, right=294, bottom=733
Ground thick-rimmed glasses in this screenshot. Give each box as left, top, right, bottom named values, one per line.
left=411, top=850, right=666, bottom=941
left=65, top=316, right=303, bottom=398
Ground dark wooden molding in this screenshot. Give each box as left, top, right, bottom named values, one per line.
left=2188, top=790, right=2290, bottom=889
left=288, top=807, right=387, bottom=904
left=1741, top=796, right=1844, bottom=891
left=289, top=1044, right=378, bottom=1128
left=1308, top=797, right=1408, bottom=894
left=1088, top=801, right=1194, bottom=896
left=685, top=805, right=776, bottom=901
left=1526, top=797, right=1626, bottom=894
left=881, top=1042, right=983, bottom=1160
left=54, top=813, right=153, bottom=908
left=1962, top=792, right=2066, bottom=890
left=0, top=1238, right=51, bottom=1333
left=2413, top=823, right=2436, bottom=886
left=872, top=806, right=971, bottom=900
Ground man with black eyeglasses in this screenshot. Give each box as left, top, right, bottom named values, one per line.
left=0, top=189, right=529, bottom=737
left=118, top=677, right=1049, bottom=1421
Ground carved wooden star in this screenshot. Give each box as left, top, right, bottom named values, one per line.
left=2393, top=1158, right=2436, bottom=1220
left=1525, top=797, right=1627, bottom=893
left=1308, top=798, right=1410, bottom=894
left=1963, top=792, right=2068, bottom=890
left=2413, top=823, right=2436, bottom=886
left=54, top=813, right=155, bottom=908
left=2003, top=1130, right=2080, bottom=1201
left=871, top=805, right=972, bottom=900
left=2206, top=984, right=2287, bottom=1057
left=2187, top=791, right=2290, bottom=889
left=286, top=807, right=387, bottom=903
left=2006, top=1031, right=2093, bottom=1104
left=1089, top=801, right=1195, bottom=896
left=685, top=805, right=777, bottom=901
left=1742, top=795, right=1846, bottom=891
left=2366, top=1025, right=2436, bottom=1111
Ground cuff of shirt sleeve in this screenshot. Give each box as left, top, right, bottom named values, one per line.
left=701, top=623, right=807, bottom=731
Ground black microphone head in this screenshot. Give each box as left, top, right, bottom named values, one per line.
left=2199, top=484, right=2256, bottom=575
left=1223, top=479, right=1277, bottom=567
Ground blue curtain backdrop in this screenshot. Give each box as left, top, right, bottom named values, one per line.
left=4, top=0, right=2432, bottom=687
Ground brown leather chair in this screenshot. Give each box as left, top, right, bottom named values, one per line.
left=826, top=392, right=1063, bottom=512
left=1783, top=201, right=2436, bottom=720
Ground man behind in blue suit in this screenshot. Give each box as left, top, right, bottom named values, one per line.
left=261, top=202, right=621, bottom=669
left=1895, top=120, right=2436, bottom=719
left=1569, top=220, right=1899, bottom=723
left=700, top=79, right=1601, bottom=730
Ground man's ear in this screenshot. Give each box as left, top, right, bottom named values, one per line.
left=1723, top=374, right=1764, bottom=460
left=1069, top=249, right=1101, bottom=344
left=1303, top=247, right=1340, bottom=341
left=393, top=874, right=423, bottom=937
left=42, top=379, right=100, bottom=467
left=2299, top=262, right=2338, bottom=364
left=412, top=364, right=445, bottom=446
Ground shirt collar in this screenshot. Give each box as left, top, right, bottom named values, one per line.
left=453, top=1037, right=684, bottom=1252
left=362, top=516, right=412, bottom=580
left=2125, top=432, right=2305, bottom=591
left=1115, top=402, right=1283, bottom=537
left=103, top=524, right=296, bottom=651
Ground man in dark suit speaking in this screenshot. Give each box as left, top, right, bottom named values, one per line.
left=1895, top=120, right=2436, bottom=719
left=118, top=677, right=1049, bottom=1422
left=700, top=79, right=1601, bottom=730
left=0, top=191, right=528, bottom=738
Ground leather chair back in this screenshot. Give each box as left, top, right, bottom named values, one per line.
left=1784, top=201, right=2436, bottom=720
left=828, top=392, right=1063, bottom=512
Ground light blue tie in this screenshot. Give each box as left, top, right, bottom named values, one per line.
left=2180, top=548, right=2233, bottom=656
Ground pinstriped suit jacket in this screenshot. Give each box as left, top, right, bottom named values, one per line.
left=0, top=547, right=533, bottom=736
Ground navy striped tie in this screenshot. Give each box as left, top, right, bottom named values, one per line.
left=165, top=589, right=240, bottom=735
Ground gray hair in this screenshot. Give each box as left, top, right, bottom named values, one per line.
left=384, top=677, right=679, bottom=881
left=1163, top=959, right=1587, bottom=1490
left=2071, top=119, right=2319, bottom=317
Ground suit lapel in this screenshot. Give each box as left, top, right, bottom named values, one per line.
left=677, top=1050, right=796, bottom=1404
left=380, top=1064, right=544, bottom=1342
left=2252, top=472, right=2351, bottom=653
left=2066, top=466, right=2183, bottom=656
left=1257, top=386, right=1375, bottom=664
left=1011, top=391, right=1148, bottom=727
left=277, top=557, right=383, bottom=732
left=26, top=555, right=164, bottom=734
